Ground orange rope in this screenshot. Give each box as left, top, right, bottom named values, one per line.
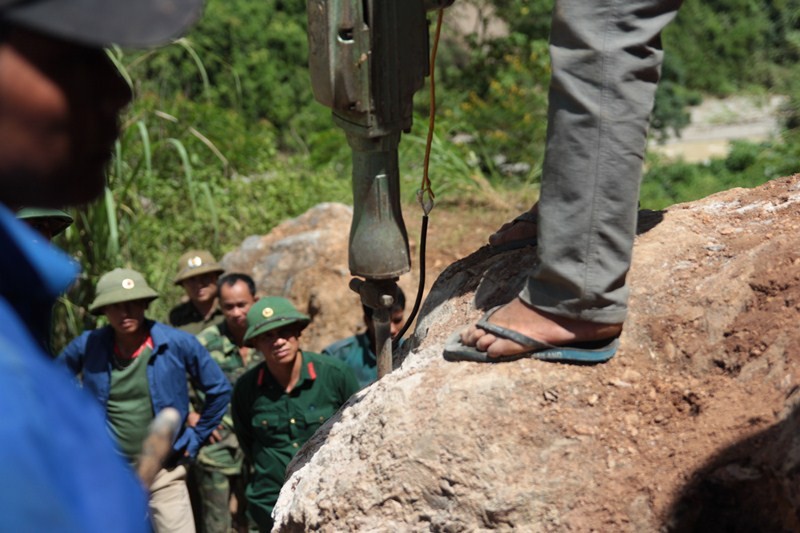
left=418, top=7, right=444, bottom=214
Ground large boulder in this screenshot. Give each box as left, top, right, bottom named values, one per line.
left=271, top=176, right=800, bottom=531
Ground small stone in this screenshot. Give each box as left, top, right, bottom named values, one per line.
left=543, top=389, right=559, bottom=402
left=609, top=379, right=633, bottom=388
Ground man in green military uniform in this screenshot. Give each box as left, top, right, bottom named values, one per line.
left=15, top=206, right=73, bottom=242
left=14, top=207, right=75, bottom=354
left=232, top=297, right=359, bottom=531
left=192, top=273, right=264, bottom=533
left=322, top=286, right=406, bottom=389
left=169, top=249, right=225, bottom=334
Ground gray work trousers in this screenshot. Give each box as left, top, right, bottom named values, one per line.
left=521, top=0, right=683, bottom=324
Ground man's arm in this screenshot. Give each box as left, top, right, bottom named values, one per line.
left=56, top=332, right=87, bottom=379
left=181, top=336, right=231, bottom=457
left=231, top=375, right=255, bottom=464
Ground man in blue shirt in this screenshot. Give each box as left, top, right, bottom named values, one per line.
left=323, top=287, right=406, bottom=389
left=0, top=0, right=203, bottom=530
left=59, top=268, right=231, bottom=533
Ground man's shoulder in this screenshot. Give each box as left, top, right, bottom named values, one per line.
left=151, top=320, right=201, bottom=347
left=322, top=334, right=365, bottom=358
left=67, top=325, right=113, bottom=348
left=196, top=323, right=225, bottom=345
left=168, top=301, right=195, bottom=324
left=306, top=350, right=357, bottom=377
left=232, top=363, right=264, bottom=396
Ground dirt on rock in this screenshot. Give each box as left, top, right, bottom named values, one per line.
left=255, top=175, right=800, bottom=532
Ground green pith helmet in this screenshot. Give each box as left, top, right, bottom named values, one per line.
left=89, top=268, right=159, bottom=314
left=244, top=297, right=310, bottom=343
left=16, top=207, right=74, bottom=237
left=173, top=249, right=225, bottom=285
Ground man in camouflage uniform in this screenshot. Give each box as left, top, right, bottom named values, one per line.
left=170, top=249, right=225, bottom=334
left=193, top=273, right=264, bottom=532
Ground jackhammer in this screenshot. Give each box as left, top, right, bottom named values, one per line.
left=307, top=0, right=454, bottom=379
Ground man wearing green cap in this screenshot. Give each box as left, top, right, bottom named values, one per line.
left=0, top=0, right=203, bottom=530
left=15, top=206, right=73, bottom=242
left=59, top=267, right=231, bottom=533
left=170, top=249, right=226, bottom=335
left=232, top=296, right=359, bottom=531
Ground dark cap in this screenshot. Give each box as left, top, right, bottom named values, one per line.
left=0, top=0, right=204, bottom=48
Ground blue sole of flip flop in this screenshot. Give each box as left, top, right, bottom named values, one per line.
left=443, top=332, right=619, bottom=364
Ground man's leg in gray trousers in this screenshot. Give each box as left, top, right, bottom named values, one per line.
left=522, top=0, right=683, bottom=324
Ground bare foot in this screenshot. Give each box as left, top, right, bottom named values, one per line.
left=488, top=203, right=538, bottom=248
left=461, top=298, right=622, bottom=359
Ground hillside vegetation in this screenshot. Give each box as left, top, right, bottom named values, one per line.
left=53, top=0, right=800, bottom=349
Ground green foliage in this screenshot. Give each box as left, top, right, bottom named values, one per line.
left=437, top=28, right=551, bottom=185
left=492, top=0, right=554, bottom=40
left=640, top=135, right=800, bottom=210
left=663, top=0, right=800, bottom=94
left=128, top=0, right=331, bottom=151
left=651, top=55, right=703, bottom=142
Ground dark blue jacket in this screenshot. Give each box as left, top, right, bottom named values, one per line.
left=59, top=319, right=232, bottom=460
left=0, top=205, right=149, bottom=532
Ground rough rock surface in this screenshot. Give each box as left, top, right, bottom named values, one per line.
left=269, top=176, right=800, bottom=532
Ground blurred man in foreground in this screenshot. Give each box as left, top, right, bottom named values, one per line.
left=0, top=0, right=203, bottom=530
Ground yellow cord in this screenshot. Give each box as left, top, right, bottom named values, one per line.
left=417, top=7, right=444, bottom=216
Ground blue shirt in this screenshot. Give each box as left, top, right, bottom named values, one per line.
left=0, top=205, right=149, bottom=532
left=322, top=332, right=378, bottom=389
left=59, top=320, right=232, bottom=460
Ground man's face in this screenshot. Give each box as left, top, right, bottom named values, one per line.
left=366, top=308, right=406, bottom=341
left=219, top=280, right=256, bottom=331
left=103, top=300, right=147, bottom=335
left=22, top=217, right=56, bottom=242
left=0, top=26, right=132, bottom=207
left=181, top=272, right=219, bottom=307
left=252, top=324, right=302, bottom=367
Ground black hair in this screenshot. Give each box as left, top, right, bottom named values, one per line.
left=362, top=286, right=406, bottom=320
left=217, top=272, right=256, bottom=297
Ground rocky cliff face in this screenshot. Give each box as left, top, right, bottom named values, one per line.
left=262, top=176, right=799, bottom=531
